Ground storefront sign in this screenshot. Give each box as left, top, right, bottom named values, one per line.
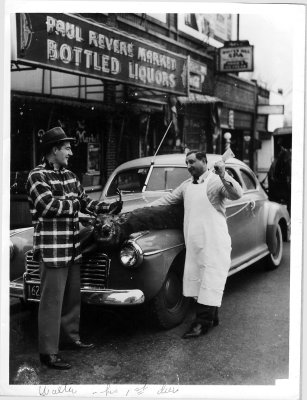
left=257, top=105, right=284, bottom=115
left=189, top=60, right=207, bottom=92
left=217, top=41, right=254, bottom=73
left=37, top=125, right=99, bottom=147
left=15, top=13, right=188, bottom=95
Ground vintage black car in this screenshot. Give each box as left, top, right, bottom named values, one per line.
left=10, top=154, right=290, bottom=328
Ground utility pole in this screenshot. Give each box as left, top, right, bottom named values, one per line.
left=252, top=79, right=259, bottom=172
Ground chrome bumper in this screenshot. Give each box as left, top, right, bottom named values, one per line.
left=81, top=288, right=145, bottom=305
left=10, top=278, right=145, bottom=306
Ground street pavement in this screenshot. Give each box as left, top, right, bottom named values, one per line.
left=8, top=243, right=290, bottom=387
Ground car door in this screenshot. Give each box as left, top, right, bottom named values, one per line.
left=225, top=166, right=260, bottom=269
left=239, top=167, right=267, bottom=253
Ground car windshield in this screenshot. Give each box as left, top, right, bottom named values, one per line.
left=146, top=167, right=190, bottom=191
left=106, top=166, right=190, bottom=196
left=106, top=168, right=149, bottom=196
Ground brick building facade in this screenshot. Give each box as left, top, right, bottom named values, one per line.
left=10, top=13, right=263, bottom=228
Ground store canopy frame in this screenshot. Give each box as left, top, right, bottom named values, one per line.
left=177, top=93, right=223, bottom=105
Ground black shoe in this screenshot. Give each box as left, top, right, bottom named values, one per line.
left=40, top=354, right=71, bottom=370
left=63, top=340, right=95, bottom=350
left=182, top=323, right=203, bottom=339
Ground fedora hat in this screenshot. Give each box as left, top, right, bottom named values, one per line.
left=40, top=127, right=76, bottom=148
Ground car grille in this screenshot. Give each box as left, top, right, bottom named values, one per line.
left=81, top=253, right=110, bottom=289
left=25, top=251, right=110, bottom=289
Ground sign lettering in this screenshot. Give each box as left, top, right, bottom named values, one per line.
left=217, top=42, right=254, bottom=73
left=16, top=13, right=188, bottom=95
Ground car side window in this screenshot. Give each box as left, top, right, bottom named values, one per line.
left=240, top=169, right=257, bottom=191
left=225, top=167, right=242, bottom=187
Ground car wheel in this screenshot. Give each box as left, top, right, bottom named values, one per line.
left=148, top=263, right=191, bottom=329
left=266, top=223, right=283, bottom=270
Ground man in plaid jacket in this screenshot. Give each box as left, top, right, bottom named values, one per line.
left=26, top=127, right=122, bottom=370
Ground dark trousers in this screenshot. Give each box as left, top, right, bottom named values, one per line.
left=38, top=262, right=81, bottom=354
left=195, top=303, right=219, bottom=327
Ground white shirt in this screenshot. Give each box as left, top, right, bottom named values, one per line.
left=149, top=169, right=243, bottom=216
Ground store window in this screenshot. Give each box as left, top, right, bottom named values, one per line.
left=10, top=100, right=41, bottom=194
left=181, top=105, right=211, bottom=152
left=10, top=98, right=105, bottom=191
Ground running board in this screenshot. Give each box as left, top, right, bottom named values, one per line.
left=228, top=250, right=270, bottom=277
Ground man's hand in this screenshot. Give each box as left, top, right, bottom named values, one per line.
left=109, top=200, right=123, bottom=215
left=78, top=198, right=89, bottom=212
left=214, top=160, right=226, bottom=178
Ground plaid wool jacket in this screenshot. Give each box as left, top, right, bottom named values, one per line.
left=26, top=161, right=111, bottom=267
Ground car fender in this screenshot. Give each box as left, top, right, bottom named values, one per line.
left=134, top=228, right=184, bottom=253
left=10, top=227, right=34, bottom=281
left=264, top=201, right=289, bottom=255
left=132, top=229, right=185, bottom=300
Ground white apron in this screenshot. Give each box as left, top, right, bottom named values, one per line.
left=183, top=171, right=231, bottom=307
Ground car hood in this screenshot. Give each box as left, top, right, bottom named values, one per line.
left=105, top=191, right=168, bottom=213
left=9, top=192, right=168, bottom=280
left=9, top=192, right=165, bottom=240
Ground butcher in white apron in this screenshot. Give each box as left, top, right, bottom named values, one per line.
left=149, top=150, right=243, bottom=338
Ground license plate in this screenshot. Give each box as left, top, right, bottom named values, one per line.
left=26, top=282, right=41, bottom=301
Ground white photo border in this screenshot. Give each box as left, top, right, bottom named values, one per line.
left=1, top=1, right=305, bottom=399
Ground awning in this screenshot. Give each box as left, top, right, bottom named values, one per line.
left=177, top=93, right=223, bottom=105
left=273, top=127, right=292, bottom=136
left=12, top=92, right=107, bottom=110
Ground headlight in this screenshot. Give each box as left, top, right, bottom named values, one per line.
left=10, top=240, right=15, bottom=260
left=120, top=241, right=143, bottom=268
